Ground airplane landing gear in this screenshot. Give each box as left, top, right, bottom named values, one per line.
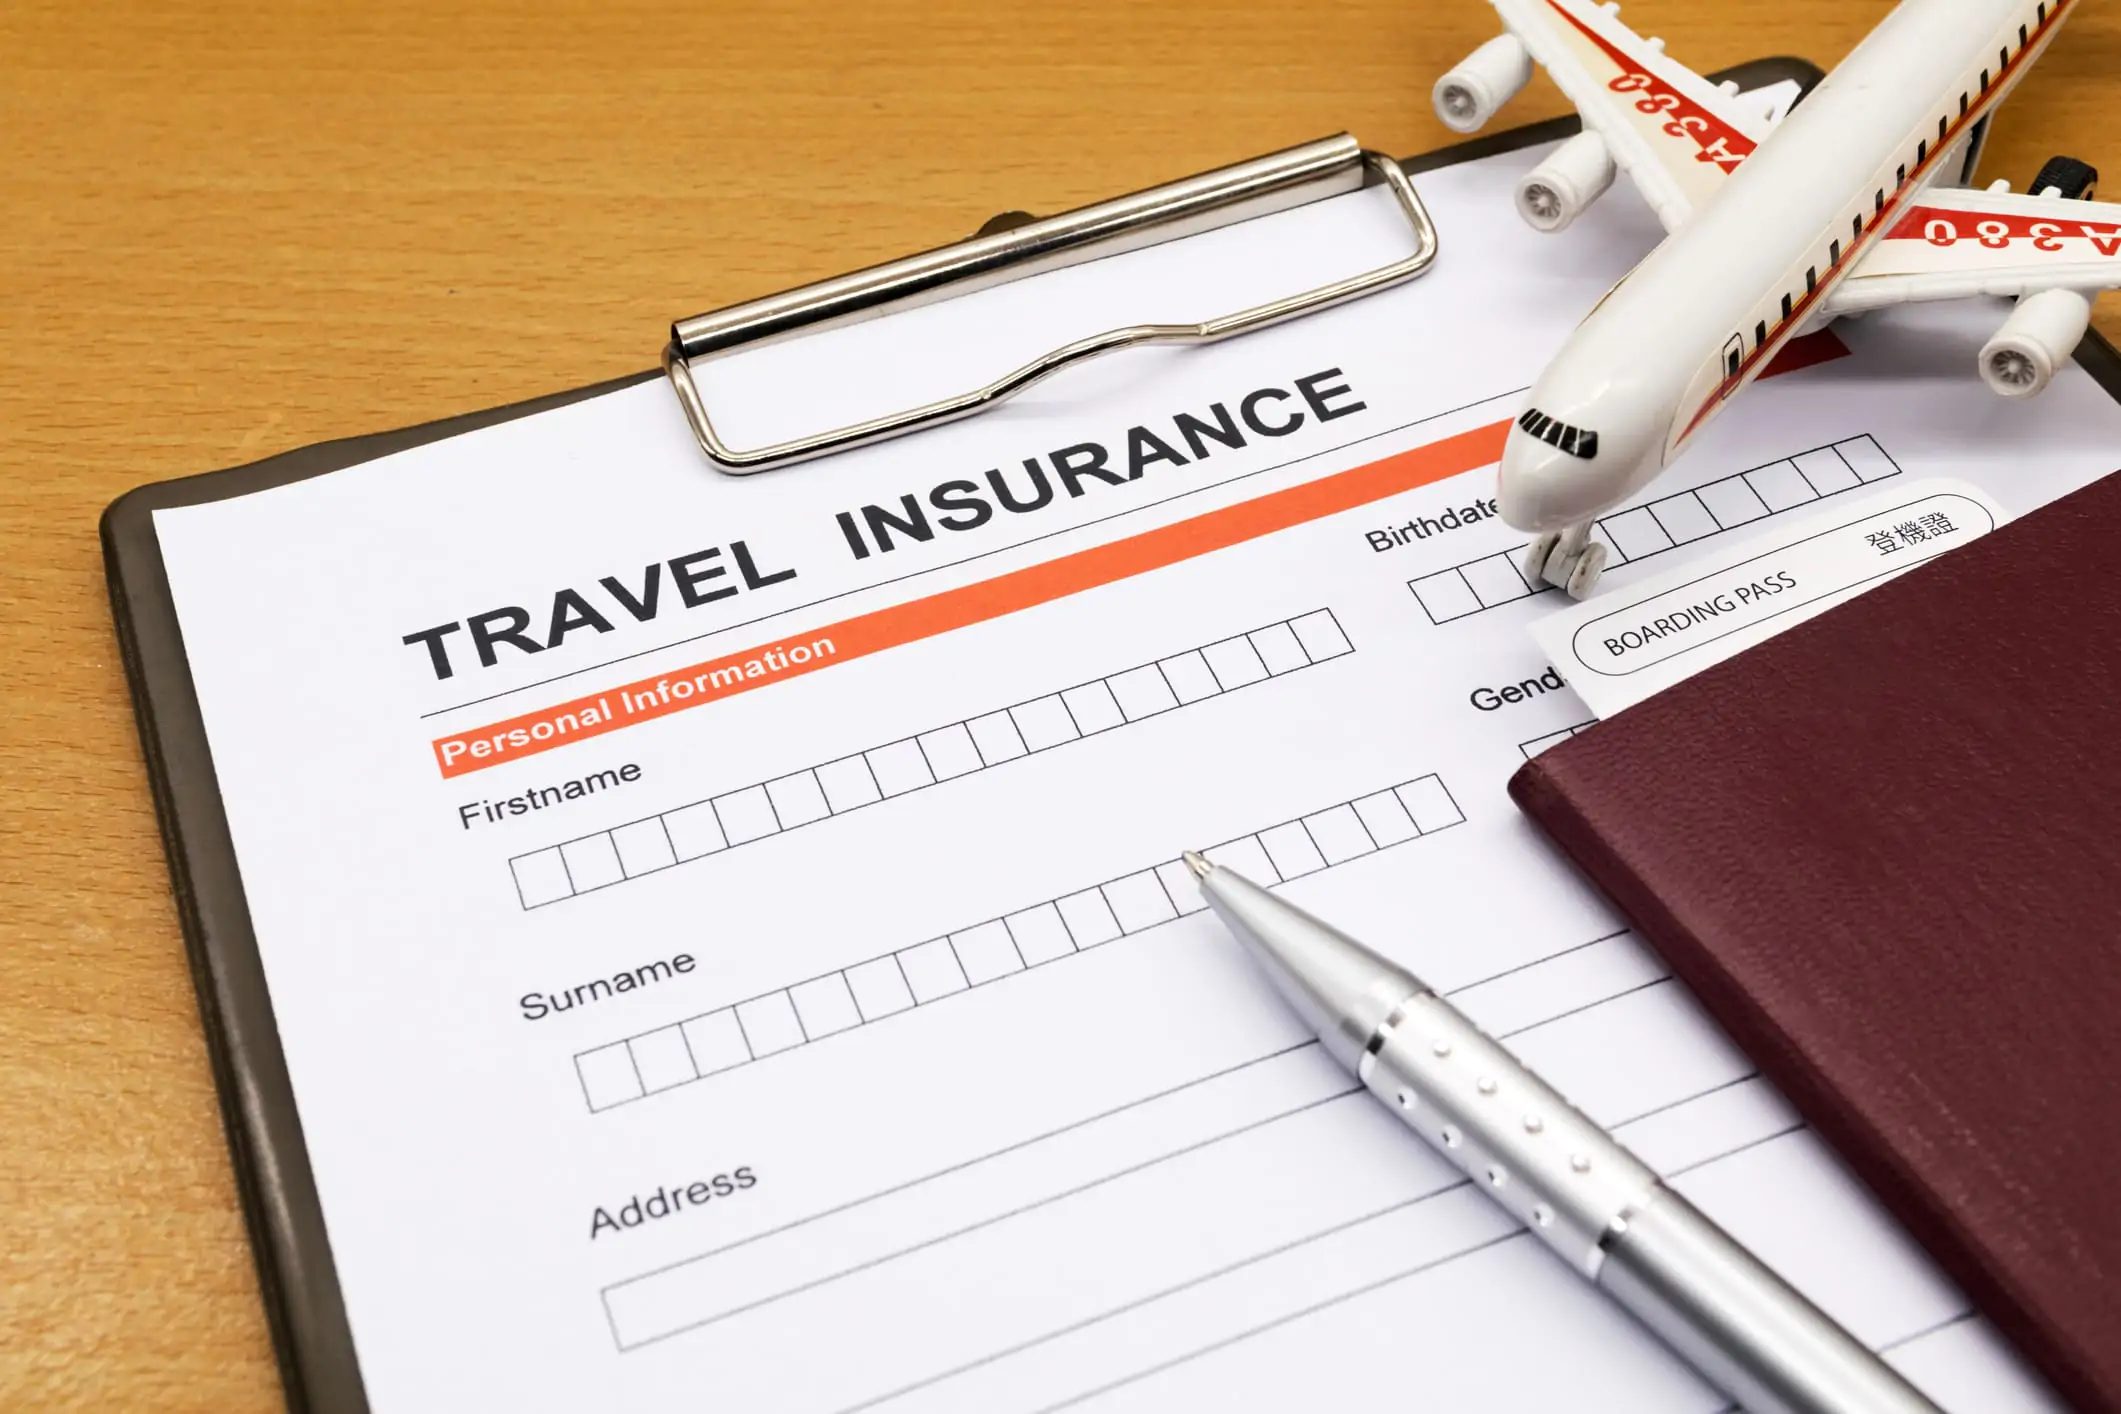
left=2030, top=155, right=2097, bottom=200
left=1524, top=521, right=1608, bottom=599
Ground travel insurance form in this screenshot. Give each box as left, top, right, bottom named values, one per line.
left=151, top=141, right=2121, bottom=1413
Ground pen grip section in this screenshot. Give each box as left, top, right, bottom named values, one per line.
left=1365, top=993, right=1657, bottom=1277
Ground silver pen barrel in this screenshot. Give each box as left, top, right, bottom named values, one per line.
left=1185, top=854, right=1941, bottom=1414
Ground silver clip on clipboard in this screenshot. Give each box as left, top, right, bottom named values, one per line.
left=663, top=133, right=1439, bottom=474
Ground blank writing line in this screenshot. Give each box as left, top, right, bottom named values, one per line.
left=836, top=1179, right=1474, bottom=1414
left=1014, top=1104, right=1916, bottom=1411
left=1031, top=1230, right=1533, bottom=1414
left=607, top=1040, right=1318, bottom=1293
left=610, top=1086, right=1362, bottom=1350
left=1667, top=1122, right=1806, bottom=1177
left=1610, top=1070, right=1763, bottom=1130
left=1443, top=927, right=1633, bottom=997
left=824, top=1077, right=1828, bottom=1410
left=1497, top=975, right=1673, bottom=1041
left=1880, top=1308, right=1976, bottom=1352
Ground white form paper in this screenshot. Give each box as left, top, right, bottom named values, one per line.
left=151, top=140, right=2121, bottom=1414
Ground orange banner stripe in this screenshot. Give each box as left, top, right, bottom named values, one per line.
left=431, top=418, right=1510, bottom=777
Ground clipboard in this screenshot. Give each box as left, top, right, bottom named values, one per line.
left=108, top=56, right=2105, bottom=1412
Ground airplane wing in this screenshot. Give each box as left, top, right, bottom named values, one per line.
left=1483, top=0, right=1783, bottom=231
left=1827, top=185, right=2121, bottom=313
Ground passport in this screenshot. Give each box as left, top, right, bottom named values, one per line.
left=1510, top=471, right=2121, bottom=1414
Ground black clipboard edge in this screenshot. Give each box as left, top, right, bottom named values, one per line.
left=101, top=367, right=658, bottom=1414
left=101, top=57, right=2121, bottom=1413
left=101, top=368, right=660, bottom=1414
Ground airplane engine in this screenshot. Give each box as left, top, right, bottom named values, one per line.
left=1978, top=287, right=2093, bottom=399
left=1515, top=131, right=1616, bottom=233
left=1433, top=35, right=1531, bottom=134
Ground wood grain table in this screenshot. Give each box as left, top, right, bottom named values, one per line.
left=4, top=2, right=2116, bottom=1408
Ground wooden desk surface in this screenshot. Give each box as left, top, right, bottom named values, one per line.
left=4, top=2, right=2116, bottom=1406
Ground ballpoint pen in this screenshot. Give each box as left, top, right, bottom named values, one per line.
left=1182, top=851, right=1942, bottom=1414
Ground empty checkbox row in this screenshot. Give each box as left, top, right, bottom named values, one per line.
left=575, top=773, right=1463, bottom=1112
left=1409, top=435, right=1904, bottom=625
left=1613, top=434, right=1898, bottom=557
left=1191, top=775, right=1464, bottom=888
left=1408, top=555, right=1539, bottom=624
left=1519, top=722, right=1595, bottom=760
left=511, top=611, right=1357, bottom=909
left=576, top=992, right=796, bottom=1111
left=573, top=885, right=1179, bottom=1112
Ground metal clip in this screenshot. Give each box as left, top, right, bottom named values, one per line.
left=664, top=134, right=1439, bottom=474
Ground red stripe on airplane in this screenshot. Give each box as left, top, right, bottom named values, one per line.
left=1544, top=0, right=1756, bottom=171
left=1759, top=327, right=1851, bottom=379
left=1885, top=204, right=2121, bottom=254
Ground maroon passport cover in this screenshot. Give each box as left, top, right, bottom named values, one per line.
left=1509, top=472, right=2121, bottom=1412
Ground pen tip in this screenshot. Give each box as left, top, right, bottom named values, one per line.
left=1182, top=850, right=1213, bottom=880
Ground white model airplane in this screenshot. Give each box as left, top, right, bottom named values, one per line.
left=1438, top=0, right=2114, bottom=596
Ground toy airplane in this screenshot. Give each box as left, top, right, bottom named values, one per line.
left=1440, top=0, right=2114, bottom=597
